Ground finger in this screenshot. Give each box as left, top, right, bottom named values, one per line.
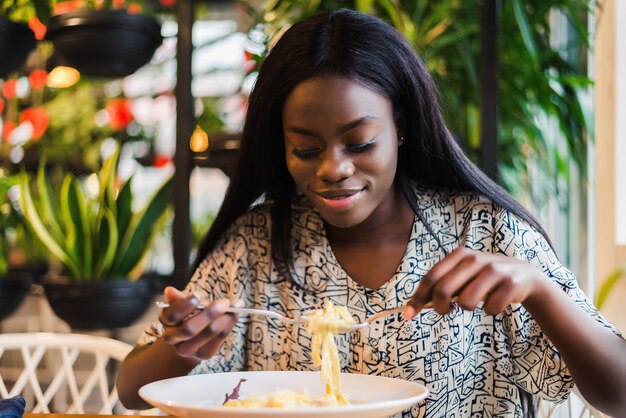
left=429, top=251, right=487, bottom=315
left=174, top=313, right=239, bottom=358
left=163, top=299, right=231, bottom=344
left=405, top=248, right=476, bottom=319
left=159, top=291, right=201, bottom=327
left=482, top=277, right=520, bottom=315
left=164, top=286, right=187, bottom=303
left=456, top=265, right=503, bottom=311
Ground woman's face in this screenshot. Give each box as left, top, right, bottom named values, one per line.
left=282, top=75, right=402, bottom=229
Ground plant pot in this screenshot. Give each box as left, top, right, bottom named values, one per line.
left=0, top=273, right=32, bottom=321
left=46, top=10, right=162, bottom=77
left=42, top=278, right=156, bottom=330
left=0, top=18, right=37, bottom=78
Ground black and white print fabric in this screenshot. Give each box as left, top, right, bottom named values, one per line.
left=140, top=184, right=619, bottom=417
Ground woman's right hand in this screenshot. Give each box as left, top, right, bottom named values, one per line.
left=159, top=286, right=243, bottom=360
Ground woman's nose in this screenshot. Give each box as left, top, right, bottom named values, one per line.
left=316, top=149, right=355, bottom=182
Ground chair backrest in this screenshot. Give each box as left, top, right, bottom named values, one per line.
left=537, top=387, right=608, bottom=418
left=0, top=332, right=132, bottom=414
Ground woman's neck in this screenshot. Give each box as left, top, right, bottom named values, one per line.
left=324, top=183, right=415, bottom=289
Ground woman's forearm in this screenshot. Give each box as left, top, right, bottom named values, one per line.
left=523, top=279, right=626, bottom=417
left=117, top=338, right=200, bottom=410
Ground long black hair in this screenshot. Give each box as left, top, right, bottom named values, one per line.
left=194, top=8, right=548, bottom=272
left=194, top=9, right=541, bottom=413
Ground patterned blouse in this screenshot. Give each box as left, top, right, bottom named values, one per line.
left=139, top=184, right=619, bottom=417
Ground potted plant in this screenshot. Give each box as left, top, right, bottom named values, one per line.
left=0, top=0, right=51, bottom=78
left=0, top=169, right=33, bottom=321
left=45, top=0, right=166, bottom=77
left=18, top=144, right=172, bottom=330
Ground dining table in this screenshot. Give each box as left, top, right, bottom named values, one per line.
left=24, top=414, right=142, bottom=418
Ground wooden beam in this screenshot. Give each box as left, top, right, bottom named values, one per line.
left=479, top=0, right=500, bottom=182
left=172, top=0, right=194, bottom=288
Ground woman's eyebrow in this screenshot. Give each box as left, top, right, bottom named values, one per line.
left=284, top=116, right=378, bottom=137
left=336, top=116, right=377, bottom=135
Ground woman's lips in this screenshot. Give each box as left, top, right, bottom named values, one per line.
left=314, top=189, right=363, bottom=209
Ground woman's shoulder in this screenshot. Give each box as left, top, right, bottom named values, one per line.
left=410, top=181, right=535, bottom=235
left=412, top=181, right=494, bottom=212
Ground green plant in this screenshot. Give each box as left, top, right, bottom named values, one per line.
left=18, top=144, right=172, bottom=281
left=0, top=0, right=53, bottom=23
left=595, top=266, right=626, bottom=310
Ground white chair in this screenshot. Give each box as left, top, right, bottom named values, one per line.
left=0, top=332, right=134, bottom=414
left=538, top=387, right=608, bottom=418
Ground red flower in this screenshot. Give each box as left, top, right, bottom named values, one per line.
left=159, top=0, right=176, bottom=7
left=106, top=98, right=133, bottom=131
left=29, top=69, right=48, bottom=90
left=0, top=98, right=5, bottom=114
left=243, top=51, right=257, bottom=73
left=53, top=1, right=83, bottom=14
left=2, top=80, right=17, bottom=99
left=28, top=17, right=47, bottom=41
left=153, top=154, right=171, bottom=168
left=20, top=107, right=50, bottom=140
left=127, top=3, right=143, bottom=13
left=2, top=121, right=17, bottom=142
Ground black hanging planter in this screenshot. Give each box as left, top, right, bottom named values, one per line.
left=0, top=273, right=32, bottom=321
left=0, top=18, right=37, bottom=78
left=46, top=10, right=162, bottom=78
left=42, top=278, right=156, bottom=330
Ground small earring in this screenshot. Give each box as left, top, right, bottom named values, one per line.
left=399, top=136, right=405, bottom=146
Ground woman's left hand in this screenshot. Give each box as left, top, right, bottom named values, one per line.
left=404, top=247, right=546, bottom=319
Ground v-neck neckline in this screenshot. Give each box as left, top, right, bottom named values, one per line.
left=311, top=208, right=418, bottom=292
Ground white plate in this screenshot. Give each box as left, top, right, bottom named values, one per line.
left=139, top=371, right=428, bottom=418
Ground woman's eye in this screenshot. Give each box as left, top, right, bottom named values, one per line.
left=291, top=147, right=321, bottom=159
left=347, top=139, right=375, bottom=153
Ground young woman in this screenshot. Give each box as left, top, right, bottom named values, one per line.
left=117, top=9, right=626, bottom=417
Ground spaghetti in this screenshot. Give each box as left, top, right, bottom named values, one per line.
left=223, top=300, right=356, bottom=408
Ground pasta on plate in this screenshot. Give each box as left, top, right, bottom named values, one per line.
left=223, top=301, right=356, bottom=408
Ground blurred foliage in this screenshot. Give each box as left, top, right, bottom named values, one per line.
left=0, top=0, right=53, bottom=24
left=27, top=82, right=112, bottom=171
left=242, top=0, right=592, bottom=209
left=197, top=97, right=227, bottom=134
left=596, top=266, right=626, bottom=310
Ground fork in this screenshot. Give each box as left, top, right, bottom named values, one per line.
left=156, top=299, right=450, bottom=333
left=333, top=300, right=446, bottom=332
left=155, top=301, right=305, bottom=325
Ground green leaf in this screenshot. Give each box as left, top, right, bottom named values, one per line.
left=115, top=178, right=133, bottom=242
left=99, top=146, right=120, bottom=218
left=595, top=267, right=626, bottom=310
left=111, top=177, right=172, bottom=278
left=36, top=162, right=64, bottom=244
left=355, top=0, right=375, bottom=13
left=32, top=0, right=52, bottom=23
left=60, top=176, right=92, bottom=280
left=92, top=207, right=119, bottom=279
left=511, top=0, right=538, bottom=63
left=19, top=172, right=80, bottom=277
